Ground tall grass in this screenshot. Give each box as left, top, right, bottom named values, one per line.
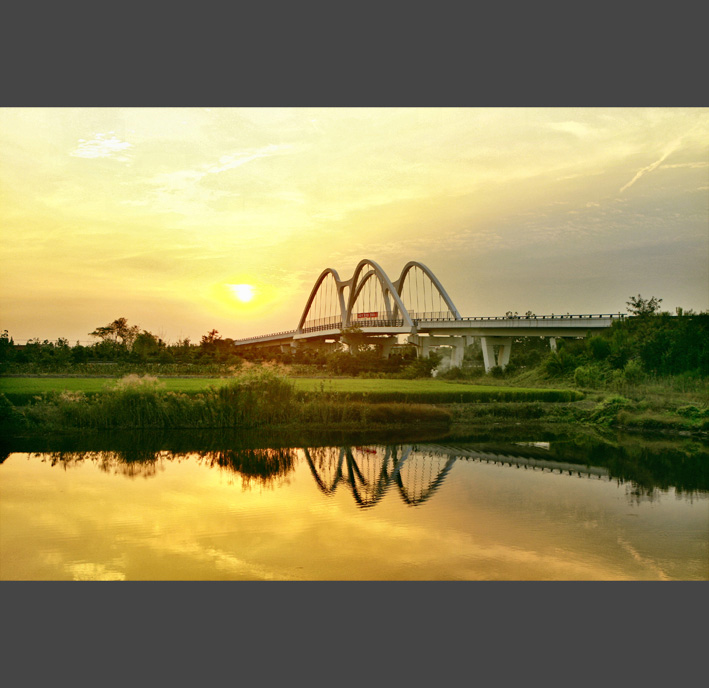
left=11, top=369, right=453, bottom=431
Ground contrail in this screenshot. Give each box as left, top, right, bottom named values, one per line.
left=619, top=136, right=684, bottom=193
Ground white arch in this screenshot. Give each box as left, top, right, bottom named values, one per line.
left=345, top=259, right=414, bottom=327
left=296, top=267, right=348, bottom=333
left=393, top=261, right=461, bottom=320
left=348, top=268, right=394, bottom=319
left=296, top=259, right=458, bottom=334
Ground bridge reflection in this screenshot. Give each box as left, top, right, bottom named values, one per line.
left=303, top=443, right=613, bottom=508
left=304, top=445, right=457, bottom=508
left=29, top=436, right=708, bottom=505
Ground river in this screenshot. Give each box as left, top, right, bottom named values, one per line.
left=1, top=428, right=707, bottom=580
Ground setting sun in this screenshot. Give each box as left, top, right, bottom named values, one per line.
left=229, top=284, right=255, bottom=302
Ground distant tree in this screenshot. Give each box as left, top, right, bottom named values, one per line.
left=340, top=325, right=371, bottom=354
left=90, top=317, right=141, bottom=348
left=400, top=350, right=443, bottom=378
left=170, top=337, right=195, bottom=362
left=626, top=294, right=663, bottom=317
left=0, top=330, right=14, bottom=365
left=132, top=330, right=165, bottom=360
left=200, top=329, right=222, bottom=347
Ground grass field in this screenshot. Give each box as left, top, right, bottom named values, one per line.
left=0, top=375, right=583, bottom=404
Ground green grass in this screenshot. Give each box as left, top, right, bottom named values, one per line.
left=0, top=376, right=226, bottom=396
left=0, top=371, right=455, bottom=432
left=0, top=374, right=583, bottom=405
left=291, top=377, right=583, bottom=402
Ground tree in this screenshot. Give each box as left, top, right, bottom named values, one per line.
left=200, top=329, right=222, bottom=347
left=0, top=330, right=14, bottom=365
left=626, top=294, right=663, bottom=317
left=89, top=317, right=140, bottom=348
left=132, top=330, right=165, bottom=360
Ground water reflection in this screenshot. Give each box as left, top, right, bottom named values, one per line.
left=37, top=447, right=297, bottom=490
left=26, top=432, right=709, bottom=507
left=3, top=431, right=707, bottom=580
left=304, top=446, right=457, bottom=507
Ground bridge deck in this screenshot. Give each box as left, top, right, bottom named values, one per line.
left=233, top=314, right=625, bottom=347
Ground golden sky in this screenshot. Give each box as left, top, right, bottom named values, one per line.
left=1, top=107, right=707, bottom=343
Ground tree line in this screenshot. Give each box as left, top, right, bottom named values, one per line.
left=0, top=318, right=242, bottom=370
left=1, top=296, right=707, bottom=380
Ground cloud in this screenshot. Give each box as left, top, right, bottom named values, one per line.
left=205, top=144, right=291, bottom=175
left=548, top=121, right=594, bottom=138
left=152, top=144, right=294, bottom=191
left=135, top=144, right=296, bottom=215
left=70, top=132, right=133, bottom=160
left=619, top=136, right=684, bottom=193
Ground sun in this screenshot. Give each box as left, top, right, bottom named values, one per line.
left=229, top=284, right=255, bottom=302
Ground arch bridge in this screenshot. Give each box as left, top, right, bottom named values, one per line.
left=233, top=259, right=624, bottom=371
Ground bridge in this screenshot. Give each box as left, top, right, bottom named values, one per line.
left=234, top=259, right=625, bottom=371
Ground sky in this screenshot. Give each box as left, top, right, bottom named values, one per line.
left=1, top=107, right=707, bottom=344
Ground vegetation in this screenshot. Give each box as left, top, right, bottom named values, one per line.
left=1, top=295, right=707, bottom=435
left=292, top=377, right=582, bottom=403
left=0, top=369, right=456, bottom=433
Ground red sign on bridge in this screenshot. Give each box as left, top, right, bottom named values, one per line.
left=357, top=312, right=379, bottom=319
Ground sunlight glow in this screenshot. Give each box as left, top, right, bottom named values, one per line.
left=0, top=107, right=706, bottom=343
left=229, top=284, right=255, bottom=302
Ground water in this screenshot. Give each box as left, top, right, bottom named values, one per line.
left=1, top=430, right=707, bottom=580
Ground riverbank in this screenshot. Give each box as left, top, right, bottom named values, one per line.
left=1, top=369, right=707, bottom=436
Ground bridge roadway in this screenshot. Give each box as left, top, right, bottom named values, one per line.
left=420, top=443, right=610, bottom=480
left=232, top=313, right=624, bottom=371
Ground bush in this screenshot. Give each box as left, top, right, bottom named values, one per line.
left=588, top=335, right=611, bottom=361
left=590, top=395, right=631, bottom=425
left=622, top=359, right=645, bottom=385
left=544, top=349, right=578, bottom=378
left=397, top=352, right=443, bottom=379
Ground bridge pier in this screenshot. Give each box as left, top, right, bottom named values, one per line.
left=380, top=336, right=398, bottom=358
left=481, top=337, right=512, bottom=372
left=407, top=334, right=466, bottom=368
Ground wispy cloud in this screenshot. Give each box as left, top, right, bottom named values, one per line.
left=205, top=144, right=289, bottom=175
left=153, top=144, right=293, bottom=190
left=619, top=136, right=684, bottom=193
left=548, top=121, right=594, bottom=138
left=70, top=132, right=133, bottom=160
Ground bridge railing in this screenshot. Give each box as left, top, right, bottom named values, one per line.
left=301, top=319, right=405, bottom=333
left=234, top=313, right=627, bottom=343
left=233, top=330, right=296, bottom=343
left=301, top=316, right=343, bottom=330
left=414, top=313, right=627, bottom=323
left=407, top=311, right=453, bottom=321
left=300, top=321, right=343, bottom=334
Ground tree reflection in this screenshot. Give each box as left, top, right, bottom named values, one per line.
left=39, top=446, right=297, bottom=488
left=198, top=448, right=297, bottom=490
left=20, top=430, right=709, bottom=505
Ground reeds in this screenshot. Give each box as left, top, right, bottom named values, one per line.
left=12, top=369, right=453, bottom=431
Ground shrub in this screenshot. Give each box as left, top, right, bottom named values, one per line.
left=544, top=349, right=577, bottom=378
left=573, top=362, right=610, bottom=389
left=588, top=335, right=611, bottom=361
left=622, top=359, right=645, bottom=385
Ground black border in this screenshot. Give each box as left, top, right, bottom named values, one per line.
left=1, top=4, right=706, bottom=106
